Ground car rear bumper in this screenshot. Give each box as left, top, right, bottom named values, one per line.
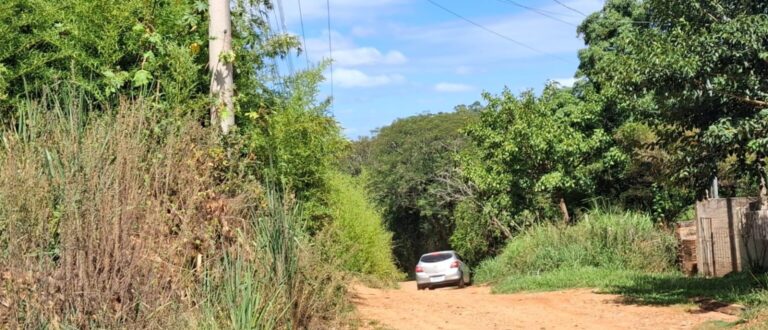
left=415, top=269, right=462, bottom=286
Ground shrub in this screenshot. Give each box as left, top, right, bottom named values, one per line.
left=318, top=172, right=401, bottom=285
left=476, top=209, right=677, bottom=284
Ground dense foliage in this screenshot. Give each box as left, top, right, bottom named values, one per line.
left=457, top=84, right=627, bottom=258
left=353, top=107, right=479, bottom=270
left=357, top=0, right=768, bottom=271
left=0, top=0, right=295, bottom=120
left=0, top=0, right=398, bottom=328
left=578, top=0, right=768, bottom=198
left=245, top=66, right=346, bottom=231
left=320, top=173, right=401, bottom=283
left=0, top=99, right=349, bottom=328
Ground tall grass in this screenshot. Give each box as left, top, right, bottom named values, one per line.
left=476, top=209, right=677, bottom=285
left=198, top=191, right=348, bottom=329
left=0, top=92, right=347, bottom=328
left=319, top=172, right=401, bottom=285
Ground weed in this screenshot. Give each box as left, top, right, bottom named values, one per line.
left=0, top=93, right=348, bottom=328
left=476, top=209, right=677, bottom=284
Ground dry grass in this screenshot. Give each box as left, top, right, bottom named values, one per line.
left=0, top=93, right=348, bottom=329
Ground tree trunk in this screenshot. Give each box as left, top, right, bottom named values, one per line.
left=559, top=197, right=570, bottom=224
left=760, top=171, right=767, bottom=211
left=209, top=0, right=235, bottom=133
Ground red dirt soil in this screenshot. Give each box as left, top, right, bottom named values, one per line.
left=352, top=281, right=738, bottom=330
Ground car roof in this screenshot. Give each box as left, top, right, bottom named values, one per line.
left=420, top=250, right=455, bottom=257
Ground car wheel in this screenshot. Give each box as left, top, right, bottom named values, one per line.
left=428, top=286, right=435, bottom=290
left=417, top=284, right=424, bottom=290
left=458, top=275, right=465, bottom=289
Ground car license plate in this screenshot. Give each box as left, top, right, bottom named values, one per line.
left=430, top=276, right=445, bottom=283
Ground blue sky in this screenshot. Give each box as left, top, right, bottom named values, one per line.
left=274, top=0, right=604, bottom=138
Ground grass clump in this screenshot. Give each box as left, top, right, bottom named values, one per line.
left=319, top=172, right=402, bottom=286
left=198, top=192, right=348, bottom=330
left=475, top=208, right=768, bottom=323
left=476, top=209, right=677, bottom=286
left=0, top=94, right=348, bottom=329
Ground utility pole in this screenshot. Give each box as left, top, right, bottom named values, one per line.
left=209, top=0, right=235, bottom=133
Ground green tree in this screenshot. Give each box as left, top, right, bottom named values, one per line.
left=244, top=65, right=346, bottom=231
left=578, top=0, right=768, bottom=202
left=363, top=108, right=478, bottom=271
left=460, top=84, right=627, bottom=256
left=0, top=0, right=297, bottom=124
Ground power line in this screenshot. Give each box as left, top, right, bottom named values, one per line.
left=425, top=0, right=573, bottom=64
left=274, top=0, right=295, bottom=75
left=259, top=4, right=286, bottom=93
left=548, top=0, right=655, bottom=25
left=297, top=0, right=310, bottom=68
left=552, top=0, right=588, bottom=17
left=326, top=0, right=334, bottom=106
left=495, top=0, right=578, bottom=27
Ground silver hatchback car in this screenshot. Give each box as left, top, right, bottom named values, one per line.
left=415, top=250, right=470, bottom=290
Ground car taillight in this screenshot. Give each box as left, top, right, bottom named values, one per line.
left=450, top=260, right=459, bottom=268
left=415, top=265, right=424, bottom=273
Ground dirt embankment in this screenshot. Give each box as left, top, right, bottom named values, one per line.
left=353, top=281, right=738, bottom=330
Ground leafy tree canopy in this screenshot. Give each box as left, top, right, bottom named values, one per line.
left=360, top=107, right=479, bottom=270
left=0, top=0, right=297, bottom=121
left=460, top=84, right=626, bottom=251
left=578, top=0, right=768, bottom=196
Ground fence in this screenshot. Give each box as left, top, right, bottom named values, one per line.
left=695, top=198, right=768, bottom=277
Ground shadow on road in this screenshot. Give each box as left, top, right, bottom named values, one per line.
left=606, top=271, right=767, bottom=307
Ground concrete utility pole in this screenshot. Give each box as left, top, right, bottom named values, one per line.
left=209, top=0, right=235, bottom=133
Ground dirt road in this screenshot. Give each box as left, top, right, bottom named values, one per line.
left=352, top=281, right=738, bottom=330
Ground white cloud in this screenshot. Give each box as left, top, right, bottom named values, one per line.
left=551, top=77, right=579, bottom=87
left=335, top=68, right=405, bottom=88
left=302, top=31, right=407, bottom=67
left=434, top=83, right=474, bottom=93
left=303, top=30, right=356, bottom=60
left=333, top=47, right=407, bottom=66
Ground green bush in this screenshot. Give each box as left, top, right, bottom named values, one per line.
left=476, top=209, right=677, bottom=284
left=319, top=172, right=401, bottom=284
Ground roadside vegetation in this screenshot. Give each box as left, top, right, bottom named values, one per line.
left=475, top=209, right=677, bottom=286
left=0, top=0, right=398, bottom=328
left=0, top=94, right=372, bottom=328
left=319, top=172, right=402, bottom=286
left=470, top=209, right=768, bottom=325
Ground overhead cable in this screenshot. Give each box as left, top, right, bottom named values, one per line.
left=297, top=0, right=310, bottom=68
left=425, top=0, right=573, bottom=64
left=495, top=0, right=578, bottom=27
left=552, top=0, right=588, bottom=17
left=326, top=0, right=334, bottom=107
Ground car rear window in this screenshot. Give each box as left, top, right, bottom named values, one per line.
left=420, top=252, right=453, bottom=263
